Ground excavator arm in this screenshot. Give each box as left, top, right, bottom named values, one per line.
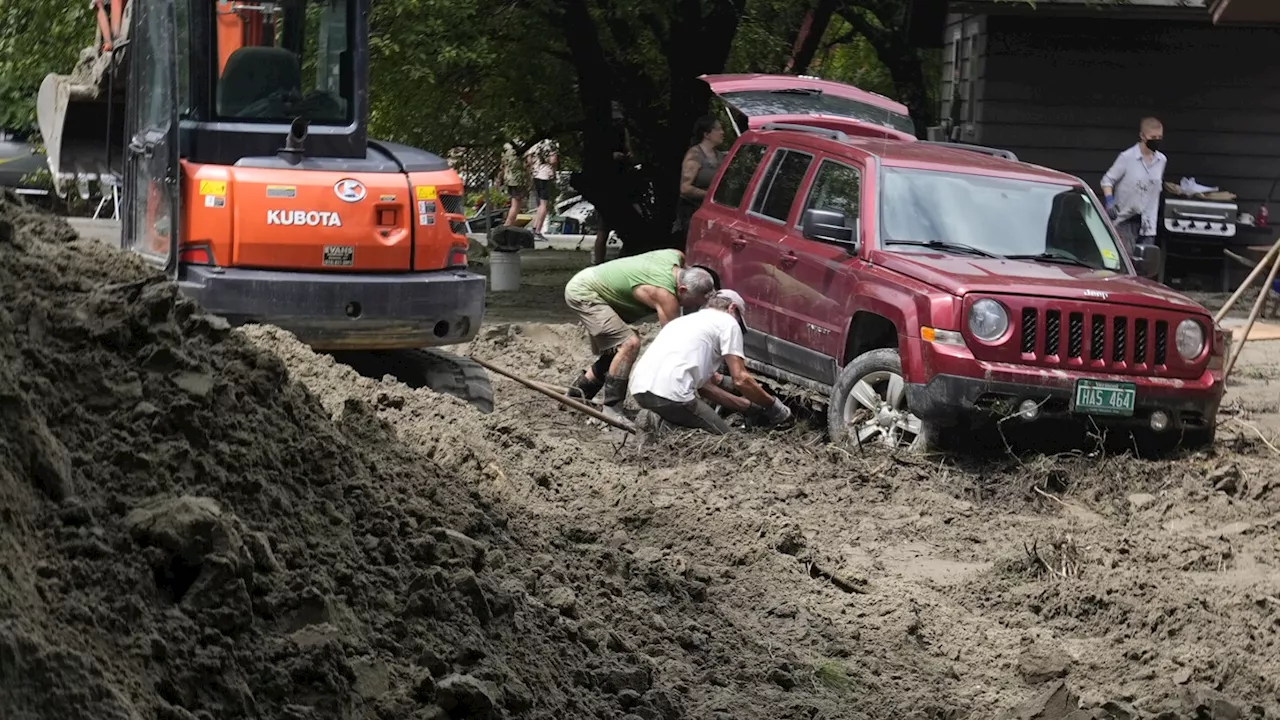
left=37, top=0, right=265, bottom=196
left=37, top=1, right=134, bottom=196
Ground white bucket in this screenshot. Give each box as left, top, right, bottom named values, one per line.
left=489, top=250, right=522, bottom=292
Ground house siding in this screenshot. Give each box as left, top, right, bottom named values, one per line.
left=974, top=14, right=1280, bottom=209
left=940, top=13, right=987, bottom=139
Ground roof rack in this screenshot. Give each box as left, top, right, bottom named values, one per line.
left=916, top=141, right=1019, bottom=162
left=759, top=123, right=850, bottom=142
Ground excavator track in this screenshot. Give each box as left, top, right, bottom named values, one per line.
left=331, top=348, right=494, bottom=414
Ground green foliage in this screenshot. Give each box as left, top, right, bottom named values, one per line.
left=367, top=0, right=576, bottom=153
left=0, top=2, right=95, bottom=130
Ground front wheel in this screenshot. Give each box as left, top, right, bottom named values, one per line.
left=827, top=348, right=937, bottom=453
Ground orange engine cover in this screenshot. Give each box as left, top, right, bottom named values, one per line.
left=181, top=162, right=468, bottom=273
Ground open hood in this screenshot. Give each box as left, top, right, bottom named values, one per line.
left=875, top=252, right=1207, bottom=313
left=700, top=74, right=918, bottom=141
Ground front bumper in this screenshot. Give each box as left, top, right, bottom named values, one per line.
left=904, top=339, right=1223, bottom=433
left=179, top=265, right=486, bottom=351
left=911, top=371, right=1218, bottom=427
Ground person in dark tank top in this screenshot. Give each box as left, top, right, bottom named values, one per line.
left=672, top=114, right=726, bottom=246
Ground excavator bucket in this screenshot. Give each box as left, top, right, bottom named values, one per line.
left=35, top=2, right=131, bottom=196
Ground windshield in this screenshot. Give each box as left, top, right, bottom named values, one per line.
left=719, top=90, right=917, bottom=136
left=879, top=167, right=1125, bottom=272
left=214, top=0, right=353, bottom=125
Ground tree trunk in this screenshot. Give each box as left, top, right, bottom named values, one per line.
left=786, top=0, right=837, bottom=76
left=552, top=0, right=660, bottom=252
left=551, top=0, right=746, bottom=258
left=620, top=0, right=746, bottom=257
left=836, top=5, right=936, bottom=137
left=881, top=45, right=935, bottom=136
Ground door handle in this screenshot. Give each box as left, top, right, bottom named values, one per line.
left=731, top=234, right=747, bottom=249
left=778, top=251, right=798, bottom=269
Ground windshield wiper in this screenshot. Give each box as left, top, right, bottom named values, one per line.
left=884, top=239, right=1003, bottom=259
left=1005, top=251, right=1095, bottom=269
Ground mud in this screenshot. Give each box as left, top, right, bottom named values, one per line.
left=4, top=190, right=1280, bottom=719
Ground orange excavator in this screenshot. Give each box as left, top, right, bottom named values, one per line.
left=37, top=0, right=493, bottom=410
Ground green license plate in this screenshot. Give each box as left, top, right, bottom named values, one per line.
left=1072, top=379, right=1136, bottom=417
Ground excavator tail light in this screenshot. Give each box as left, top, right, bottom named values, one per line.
left=448, top=245, right=468, bottom=269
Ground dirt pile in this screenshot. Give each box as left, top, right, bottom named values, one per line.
left=0, top=192, right=831, bottom=720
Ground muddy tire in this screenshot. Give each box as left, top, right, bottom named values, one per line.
left=827, top=348, right=937, bottom=453
left=332, top=349, right=494, bottom=414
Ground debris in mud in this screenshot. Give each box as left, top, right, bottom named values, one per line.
left=1000, top=680, right=1078, bottom=720
left=1023, top=533, right=1084, bottom=579
left=1018, top=644, right=1071, bottom=685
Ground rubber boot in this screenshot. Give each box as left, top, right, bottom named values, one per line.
left=567, top=371, right=604, bottom=401
left=594, top=374, right=629, bottom=407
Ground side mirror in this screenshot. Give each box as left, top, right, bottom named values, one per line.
left=802, top=208, right=857, bottom=250
left=1131, top=243, right=1163, bottom=279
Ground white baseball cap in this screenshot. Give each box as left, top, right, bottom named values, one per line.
left=711, top=289, right=747, bottom=330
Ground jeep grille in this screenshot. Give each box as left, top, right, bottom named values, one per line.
left=1019, top=306, right=1169, bottom=369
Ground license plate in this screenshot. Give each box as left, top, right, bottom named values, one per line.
left=1071, top=379, right=1136, bottom=417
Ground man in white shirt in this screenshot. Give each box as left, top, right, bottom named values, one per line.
left=629, top=289, right=791, bottom=435
left=525, top=139, right=558, bottom=242
left=1100, top=117, right=1166, bottom=254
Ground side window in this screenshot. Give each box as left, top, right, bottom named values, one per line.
left=712, top=143, right=767, bottom=208
left=750, top=149, right=813, bottom=222
left=801, top=160, right=861, bottom=224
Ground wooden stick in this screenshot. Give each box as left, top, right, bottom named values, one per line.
left=1224, top=249, right=1259, bottom=270
left=1224, top=245, right=1280, bottom=381
left=469, top=356, right=636, bottom=433
left=1215, top=238, right=1280, bottom=323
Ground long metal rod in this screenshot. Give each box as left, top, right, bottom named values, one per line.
left=1224, top=245, right=1280, bottom=381
left=469, top=356, right=635, bottom=433
left=1215, top=238, right=1280, bottom=323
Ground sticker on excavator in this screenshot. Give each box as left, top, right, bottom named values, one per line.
left=415, top=186, right=437, bottom=200
left=199, top=180, right=227, bottom=196
left=418, top=200, right=436, bottom=214
left=379, top=194, right=396, bottom=202
left=322, top=245, right=354, bottom=267
left=266, top=185, right=297, bottom=199
left=204, top=195, right=225, bottom=208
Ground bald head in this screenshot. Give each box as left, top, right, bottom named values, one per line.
left=1140, top=117, right=1163, bottom=134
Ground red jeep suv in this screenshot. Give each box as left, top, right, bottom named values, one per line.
left=688, top=75, right=1226, bottom=451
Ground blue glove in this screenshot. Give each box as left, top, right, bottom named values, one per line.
left=1104, top=195, right=1116, bottom=209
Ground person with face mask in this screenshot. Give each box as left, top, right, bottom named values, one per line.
left=1100, top=117, right=1166, bottom=255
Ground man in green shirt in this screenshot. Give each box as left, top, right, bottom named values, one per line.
left=564, top=248, right=715, bottom=409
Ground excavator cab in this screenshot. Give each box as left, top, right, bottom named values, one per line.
left=36, top=0, right=494, bottom=410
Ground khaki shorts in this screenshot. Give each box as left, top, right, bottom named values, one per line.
left=565, top=291, right=635, bottom=354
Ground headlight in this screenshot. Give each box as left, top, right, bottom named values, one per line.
left=1176, top=319, right=1205, bottom=360
left=968, top=299, right=1009, bottom=342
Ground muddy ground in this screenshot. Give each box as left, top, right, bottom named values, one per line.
left=3, top=195, right=1280, bottom=720
left=465, top=252, right=1280, bottom=717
